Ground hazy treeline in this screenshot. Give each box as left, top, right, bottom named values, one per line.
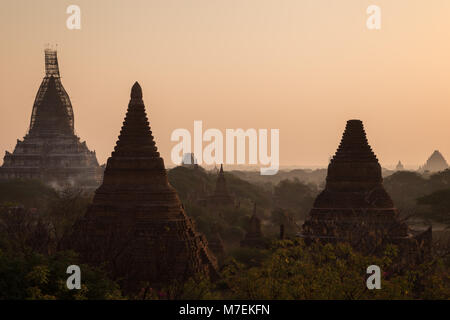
left=0, top=167, right=449, bottom=299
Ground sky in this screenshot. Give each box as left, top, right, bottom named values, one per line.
left=1, top=0, right=450, bottom=169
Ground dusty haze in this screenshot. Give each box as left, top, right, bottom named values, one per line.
left=1, top=0, right=450, bottom=168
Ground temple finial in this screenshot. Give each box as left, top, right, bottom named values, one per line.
left=131, top=81, right=143, bottom=99
left=44, top=48, right=60, bottom=78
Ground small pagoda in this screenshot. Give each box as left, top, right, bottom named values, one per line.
left=181, top=153, right=199, bottom=169
left=207, top=164, right=234, bottom=206
left=302, top=120, right=431, bottom=260
left=419, top=150, right=449, bottom=173
left=396, top=161, right=404, bottom=171
left=69, top=82, right=217, bottom=291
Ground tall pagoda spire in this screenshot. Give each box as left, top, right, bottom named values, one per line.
left=316, top=119, right=393, bottom=208
left=419, top=150, right=449, bottom=172
left=0, top=49, right=101, bottom=188
left=302, top=120, right=431, bottom=258
left=215, top=164, right=231, bottom=196
left=326, top=119, right=383, bottom=191
left=207, top=164, right=234, bottom=206
left=111, top=82, right=159, bottom=158
left=69, top=82, right=218, bottom=292
left=215, top=164, right=227, bottom=193
left=29, top=49, right=74, bottom=136
left=44, top=48, right=60, bottom=77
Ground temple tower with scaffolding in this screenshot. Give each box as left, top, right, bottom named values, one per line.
left=0, top=49, right=102, bottom=188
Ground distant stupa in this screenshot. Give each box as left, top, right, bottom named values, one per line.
left=419, top=150, right=449, bottom=173
left=396, top=161, right=404, bottom=171
left=207, top=164, right=234, bottom=206
left=0, top=49, right=102, bottom=188
left=181, top=152, right=199, bottom=168
left=69, top=82, right=217, bottom=291
left=302, top=120, right=431, bottom=259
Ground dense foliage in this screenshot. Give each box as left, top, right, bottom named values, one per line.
left=384, top=170, right=450, bottom=225
left=0, top=179, right=55, bottom=208
left=272, top=178, right=317, bottom=222
left=0, top=250, right=122, bottom=300
left=149, top=240, right=450, bottom=300
left=0, top=171, right=449, bottom=300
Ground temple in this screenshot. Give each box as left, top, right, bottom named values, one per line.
left=181, top=153, right=199, bottom=168
left=302, top=120, right=431, bottom=260
left=69, top=82, right=218, bottom=291
left=207, top=164, right=234, bottom=206
left=241, top=203, right=265, bottom=248
left=0, top=49, right=101, bottom=188
left=396, top=161, right=404, bottom=171
left=419, top=150, right=449, bottom=173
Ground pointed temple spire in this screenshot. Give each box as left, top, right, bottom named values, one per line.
left=44, top=48, right=60, bottom=77
left=419, top=150, right=449, bottom=173
left=317, top=119, right=393, bottom=208
left=396, top=161, right=404, bottom=171
left=69, top=82, right=218, bottom=292
left=326, top=119, right=383, bottom=191
left=29, top=49, right=74, bottom=135
left=112, top=81, right=159, bottom=158
left=302, top=120, right=431, bottom=259
left=207, top=164, right=234, bottom=206
left=215, top=164, right=228, bottom=194
left=0, top=49, right=101, bottom=188
left=131, top=81, right=142, bottom=99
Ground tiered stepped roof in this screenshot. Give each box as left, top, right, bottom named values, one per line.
left=70, top=82, right=218, bottom=291
left=302, top=120, right=431, bottom=259
left=0, top=49, right=101, bottom=188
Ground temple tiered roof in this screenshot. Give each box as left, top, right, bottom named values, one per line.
left=0, top=49, right=101, bottom=188
left=207, top=164, right=234, bottom=206
left=316, top=119, right=393, bottom=208
left=396, top=161, right=404, bottom=171
left=29, top=49, right=74, bottom=136
left=70, top=82, right=218, bottom=291
left=302, top=120, right=431, bottom=259
left=419, top=150, right=448, bottom=173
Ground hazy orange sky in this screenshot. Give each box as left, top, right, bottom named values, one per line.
left=1, top=0, right=450, bottom=168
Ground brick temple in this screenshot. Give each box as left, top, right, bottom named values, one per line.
left=419, top=150, right=448, bottom=173
left=207, top=164, right=234, bottom=206
left=0, top=49, right=101, bottom=188
left=70, top=82, right=218, bottom=291
left=395, top=161, right=404, bottom=171
left=302, top=120, right=431, bottom=260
